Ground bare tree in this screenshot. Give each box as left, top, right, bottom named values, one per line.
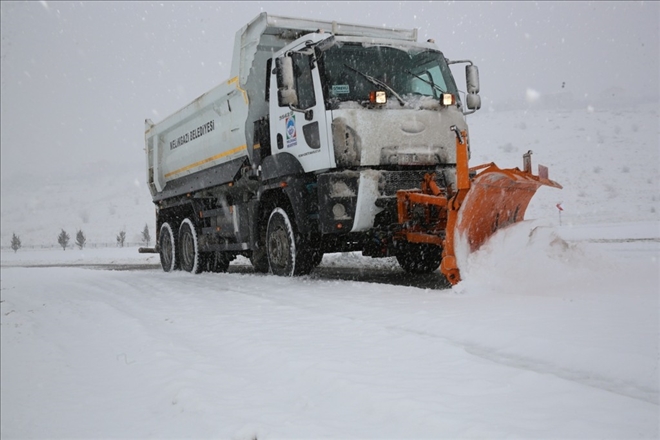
left=117, top=230, right=126, bottom=247
left=76, top=229, right=86, bottom=250
left=11, top=233, right=21, bottom=253
left=58, top=229, right=70, bottom=250
left=141, top=223, right=151, bottom=247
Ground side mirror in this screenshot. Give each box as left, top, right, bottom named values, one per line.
left=466, top=93, right=481, bottom=110
left=447, top=60, right=481, bottom=114
left=465, top=64, right=480, bottom=111
left=466, top=65, right=480, bottom=94
left=276, top=56, right=298, bottom=107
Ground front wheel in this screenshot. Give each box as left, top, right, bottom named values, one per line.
left=396, top=243, right=443, bottom=274
left=159, top=222, right=178, bottom=272
left=266, top=207, right=315, bottom=276
left=179, top=218, right=202, bottom=274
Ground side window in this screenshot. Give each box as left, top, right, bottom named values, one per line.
left=292, top=53, right=316, bottom=109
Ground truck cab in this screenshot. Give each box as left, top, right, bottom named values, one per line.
left=264, top=32, right=474, bottom=240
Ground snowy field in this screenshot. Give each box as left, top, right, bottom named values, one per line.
left=2, top=103, right=659, bottom=438
left=1, top=220, right=658, bottom=438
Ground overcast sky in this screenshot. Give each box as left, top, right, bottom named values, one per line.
left=1, top=1, right=658, bottom=181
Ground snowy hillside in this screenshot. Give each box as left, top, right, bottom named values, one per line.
left=468, top=102, right=660, bottom=225
left=1, top=160, right=154, bottom=249
left=2, top=102, right=659, bottom=250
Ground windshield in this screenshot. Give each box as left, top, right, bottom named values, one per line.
left=318, top=43, right=460, bottom=105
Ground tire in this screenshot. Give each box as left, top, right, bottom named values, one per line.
left=396, top=243, right=443, bottom=274
left=266, top=207, right=314, bottom=276
left=159, top=222, right=178, bottom=272
left=178, top=218, right=202, bottom=274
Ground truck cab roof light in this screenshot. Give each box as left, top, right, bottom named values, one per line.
left=369, top=90, right=387, bottom=104
left=442, top=93, right=456, bottom=106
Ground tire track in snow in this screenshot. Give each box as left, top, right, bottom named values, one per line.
left=380, top=324, right=659, bottom=406
left=178, top=274, right=658, bottom=407
left=46, top=267, right=660, bottom=408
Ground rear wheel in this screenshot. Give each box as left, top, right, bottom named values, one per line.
left=179, top=218, right=202, bottom=274
left=159, top=222, right=178, bottom=272
left=266, top=207, right=315, bottom=276
left=396, top=243, right=443, bottom=274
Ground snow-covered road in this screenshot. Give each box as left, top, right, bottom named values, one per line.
left=1, top=221, right=658, bottom=438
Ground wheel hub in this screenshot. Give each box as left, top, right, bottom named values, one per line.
left=269, top=226, right=289, bottom=268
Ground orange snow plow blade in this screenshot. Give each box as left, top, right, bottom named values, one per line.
left=440, top=146, right=562, bottom=285
left=396, top=127, right=562, bottom=286
left=456, top=162, right=563, bottom=253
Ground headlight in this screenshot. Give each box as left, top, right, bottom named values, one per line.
left=370, top=90, right=387, bottom=104
left=332, top=203, right=347, bottom=219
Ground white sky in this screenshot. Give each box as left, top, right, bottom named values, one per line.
left=1, top=1, right=658, bottom=180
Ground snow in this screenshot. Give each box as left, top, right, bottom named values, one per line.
left=1, top=224, right=658, bottom=438
left=2, top=102, right=659, bottom=437
left=338, top=94, right=442, bottom=111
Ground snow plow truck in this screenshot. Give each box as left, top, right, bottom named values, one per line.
left=141, top=13, right=561, bottom=284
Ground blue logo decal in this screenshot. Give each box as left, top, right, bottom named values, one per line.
left=285, top=115, right=297, bottom=147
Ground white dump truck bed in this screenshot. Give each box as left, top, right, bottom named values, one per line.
left=145, top=78, right=249, bottom=199
left=145, top=12, right=420, bottom=201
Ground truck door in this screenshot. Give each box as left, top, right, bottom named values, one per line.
left=270, top=51, right=333, bottom=173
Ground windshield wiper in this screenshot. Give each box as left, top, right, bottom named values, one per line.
left=404, top=69, right=446, bottom=95
left=344, top=64, right=405, bottom=106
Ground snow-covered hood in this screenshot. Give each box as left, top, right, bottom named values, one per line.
left=330, top=103, right=468, bottom=168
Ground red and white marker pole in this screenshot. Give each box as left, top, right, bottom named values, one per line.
left=556, top=203, right=564, bottom=226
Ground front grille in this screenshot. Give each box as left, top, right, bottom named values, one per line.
left=380, top=170, right=445, bottom=196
